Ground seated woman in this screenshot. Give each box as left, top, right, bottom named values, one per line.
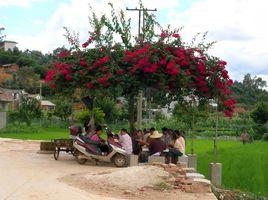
left=148, top=131, right=166, bottom=156
left=167, top=130, right=183, bottom=164
left=90, top=125, right=109, bottom=155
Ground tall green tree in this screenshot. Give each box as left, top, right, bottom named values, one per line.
left=231, top=74, right=268, bottom=107
left=53, top=97, right=73, bottom=121
left=9, top=96, right=42, bottom=126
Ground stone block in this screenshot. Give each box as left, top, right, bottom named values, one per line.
left=148, top=156, right=165, bottom=164
left=182, top=167, right=196, bottom=173
left=188, top=154, right=197, bottom=170
left=129, top=155, right=139, bottom=166
left=209, top=162, right=222, bottom=187
left=186, top=172, right=205, bottom=179
left=192, top=178, right=211, bottom=193
left=178, top=154, right=188, bottom=163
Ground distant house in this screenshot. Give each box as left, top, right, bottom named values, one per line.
left=28, top=94, right=42, bottom=101
left=0, top=90, right=13, bottom=129
left=0, top=41, right=17, bottom=51
left=40, top=100, right=55, bottom=111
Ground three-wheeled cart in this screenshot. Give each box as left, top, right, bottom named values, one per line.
left=52, top=139, right=77, bottom=160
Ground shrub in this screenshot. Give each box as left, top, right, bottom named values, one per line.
left=74, top=107, right=105, bottom=125
left=262, top=133, right=268, bottom=141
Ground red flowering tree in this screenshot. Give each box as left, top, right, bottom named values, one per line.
left=45, top=3, right=235, bottom=133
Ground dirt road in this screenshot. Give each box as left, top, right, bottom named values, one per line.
left=0, top=139, right=216, bottom=200
left=0, top=138, right=118, bottom=200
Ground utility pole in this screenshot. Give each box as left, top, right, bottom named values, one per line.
left=39, top=81, right=42, bottom=101
left=126, top=6, right=157, bottom=131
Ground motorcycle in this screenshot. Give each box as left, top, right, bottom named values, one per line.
left=73, top=134, right=128, bottom=167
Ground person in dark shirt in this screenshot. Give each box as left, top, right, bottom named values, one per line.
left=133, top=130, right=146, bottom=155
left=148, top=131, right=166, bottom=156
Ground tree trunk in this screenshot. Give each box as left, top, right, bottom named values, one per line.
left=129, top=94, right=135, bottom=137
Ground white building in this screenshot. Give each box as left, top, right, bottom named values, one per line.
left=0, top=41, right=17, bottom=51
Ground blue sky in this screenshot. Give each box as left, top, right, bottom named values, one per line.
left=0, top=0, right=268, bottom=84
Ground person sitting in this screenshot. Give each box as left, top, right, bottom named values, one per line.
left=148, top=131, right=166, bottom=156
left=144, top=127, right=155, bottom=145
left=90, top=125, right=102, bottom=142
left=162, top=127, right=170, bottom=146
left=167, top=130, right=183, bottom=164
left=90, top=125, right=109, bottom=155
left=119, top=128, right=133, bottom=155
left=133, top=129, right=148, bottom=155
left=178, top=130, right=186, bottom=154
left=106, top=129, right=122, bottom=148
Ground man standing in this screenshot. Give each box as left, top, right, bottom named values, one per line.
left=241, top=130, right=249, bottom=145
left=119, top=128, right=133, bottom=155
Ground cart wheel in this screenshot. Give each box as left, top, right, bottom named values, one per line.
left=71, top=149, right=78, bottom=157
left=54, top=148, right=60, bottom=160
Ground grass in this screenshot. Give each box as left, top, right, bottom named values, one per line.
left=0, top=124, right=69, bottom=140
left=0, top=124, right=267, bottom=196
left=187, top=140, right=268, bottom=197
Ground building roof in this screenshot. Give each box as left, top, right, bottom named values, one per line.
left=0, top=88, right=24, bottom=94
left=41, top=100, right=55, bottom=106
left=0, top=40, right=17, bottom=44
left=0, top=91, right=13, bottom=102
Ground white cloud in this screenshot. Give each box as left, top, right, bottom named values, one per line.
left=0, top=0, right=45, bottom=7
left=9, top=0, right=179, bottom=52
left=6, top=0, right=268, bottom=82
left=166, top=0, right=268, bottom=80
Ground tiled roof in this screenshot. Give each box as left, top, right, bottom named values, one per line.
left=0, top=92, right=13, bottom=102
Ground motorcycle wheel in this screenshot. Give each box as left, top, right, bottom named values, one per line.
left=76, top=157, right=87, bottom=165
left=113, top=154, right=127, bottom=167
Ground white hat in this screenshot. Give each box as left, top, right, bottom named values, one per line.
left=150, top=131, right=163, bottom=139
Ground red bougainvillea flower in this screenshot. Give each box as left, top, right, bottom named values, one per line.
left=197, top=62, right=206, bottom=75
left=88, top=36, right=94, bottom=43
left=80, top=59, right=87, bottom=67
left=221, top=70, right=229, bottom=79
left=224, top=110, right=233, bottom=118
left=218, top=60, right=227, bottom=69
left=61, top=68, right=69, bottom=75
left=65, top=74, right=72, bottom=81
left=82, top=42, right=89, bottom=48
left=116, top=69, right=125, bottom=75
left=223, top=88, right=232, bottom=95
left=215, top=77, right=224, bottom=89
left=58, top=51, right=70, bottom=58
left=172, top=33, right=180, bottom=38
left=186, top=69, right=191, bottom=76
left=160, top=30, right=168, bottom=38
left=195, top=76, right=206, bottom=87
left=45, top=69, right=57, bottom=83
left=49, top=83, right=56, bottom=89
left=226, top=79, right=233, bottom=86
left=93, top=56, right=110, bottom=67
left=87, top=82, right=93, bottom=89
left=87, top=66, right=93, bottom=72
left=79, top=70, right=85, bottom=76
left=169, top=67, right=179, bottom=75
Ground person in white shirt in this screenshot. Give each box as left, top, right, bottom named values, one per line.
left=178, top=131, right=186, bottom=154
left=167, top=130, right=183, bottom=164
left=119, top=128, right=133, bottom=155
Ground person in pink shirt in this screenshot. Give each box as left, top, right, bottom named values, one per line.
left=90, top=125, right=103, bottom=142
left=119, top=128, right=133, bottom=155
left=178, top=131, right=186, bottom=154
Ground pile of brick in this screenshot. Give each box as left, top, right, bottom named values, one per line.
left=151, top=162, right=212, bottom=193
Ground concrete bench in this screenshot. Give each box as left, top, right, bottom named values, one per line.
left=148, top=155, right=166, bottom=164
